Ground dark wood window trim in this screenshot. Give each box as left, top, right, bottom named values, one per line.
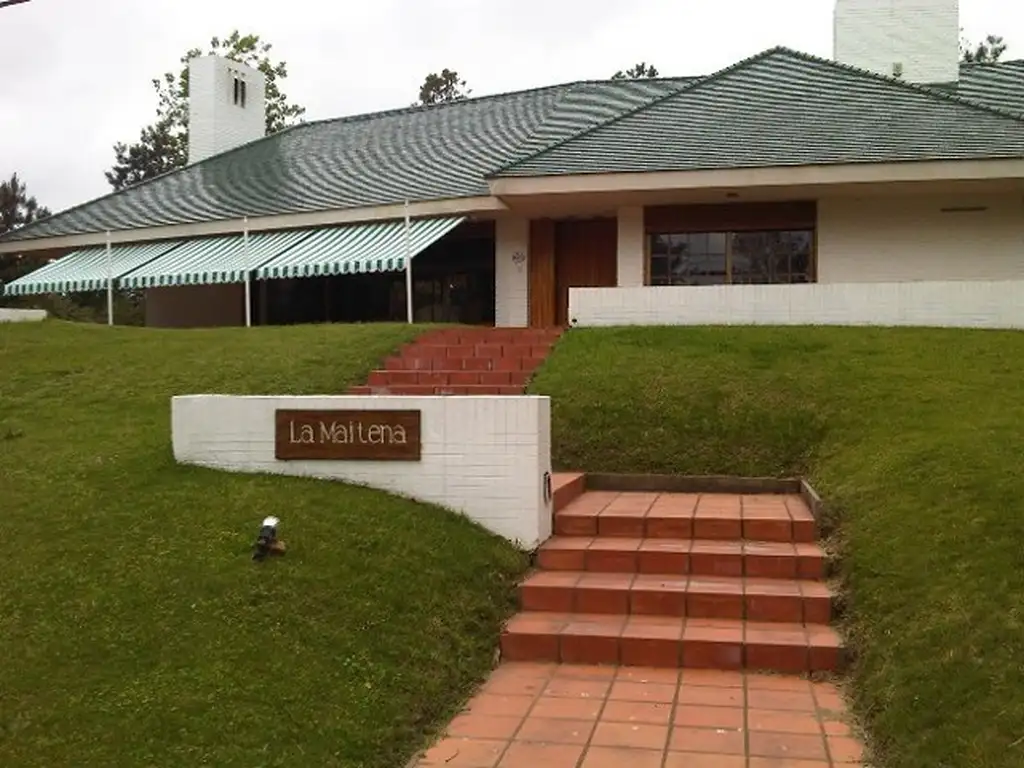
left=647, top=229, right=817, bottom=286
left=645, top=201, right=817, bottom=234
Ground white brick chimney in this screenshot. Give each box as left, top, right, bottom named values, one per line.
left=188, top=55, right=267, bottom=165
left=834, top=0, right=960, bottom=84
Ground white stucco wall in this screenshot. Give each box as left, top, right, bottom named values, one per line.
left=570, top=280, right=1024, bottom=328
left=495, top=217, right=530, bottom=327
left=0, top=309, right=46, bottom=323
left=818, top=194, right=1024, bottom=283
left=616, top=207, right=645, bottom=287
left=188, top=56, right=267, bottom=165
left=171, top=395, right=553, bottom=548
left=834, top=0, right=960, bottom=84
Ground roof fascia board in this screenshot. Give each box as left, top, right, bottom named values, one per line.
left=488, top=159, right=1024, bottom=197
left=0, top=196, right=508, bottom=255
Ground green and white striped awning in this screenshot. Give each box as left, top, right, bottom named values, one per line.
left=119, top=230, right=313, bottom=289
left=257, top=217, right=465, bottom=280
left=2, top=240, right=181, bottom=296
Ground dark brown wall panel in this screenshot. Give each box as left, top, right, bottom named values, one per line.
left=645, top=201, right=818, bottom=233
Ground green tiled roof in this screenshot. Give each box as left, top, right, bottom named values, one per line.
left=955, top=59, right=1024, bottom=117
left=494, top=48, right=1024, bottom=178
left=4, top=50, right=1023, bottom=247
left=3, top=77, right=695, bottom=244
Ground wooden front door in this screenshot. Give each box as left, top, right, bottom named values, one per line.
left=554, top=218, right=618, bottom=326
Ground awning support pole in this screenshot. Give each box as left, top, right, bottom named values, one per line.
left=404, top=201, right=413, bottom=324
left=105, top=230, right=113, bottom=326
left=243, top=217, right=252, bottom=328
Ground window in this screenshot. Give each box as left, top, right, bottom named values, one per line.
left=649, top=230, right=813, bottom=286
left=231, top=75, right=247, bottom=108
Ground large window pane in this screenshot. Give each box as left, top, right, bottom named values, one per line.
left=731, top=230, right=812, bottom=284
left=648, top=229, right=813, bottom=286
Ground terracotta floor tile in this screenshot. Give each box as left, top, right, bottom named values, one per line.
left=695, top=494, right=743, bottom=515
left=590, top=721, right=669, bottom=749
left=747, top=688, right=818, bottom=712
left=828, top=735, right=865, bottom=763
left=497, top=742, right=584, bottom=767
left=418, top=737, right=507, bottom=767
left=600, top=699, right=673, bottom=725
left=676, top=684, right=744, bottom=708
left=515, top=716, right=594, bottom=745
left=673, top=704, right=745, bottom=729
left=489, top=662, right=555, bottom=680
left=823, top=719, right=853, bottom=737
left=746, top=674, right=813, bottom=692
left=664, top=753, right=746, bottom=768
left=748, top=731, right=829, bottom=761
left=580, top=746, right=665, bottom=768
left=608, top=680, right=678, bottom=703
left=649, top=493, right=700, bottom=515
left=481, top=675, right=549, bottom=698
left=748, top=760, right=830, bottom=768
left=669, top=725, right=746, bottom=755
left=616, top=666, right=682, bottom=684
left=447, top=713, right=523, bottom=740
left=529, top=696, right=603, bottom=721
left=680, top=669, right=745, bottom=688
left=551, top=664, right=618, bottom=680
left=747, top=708, right=823, bottom=734
left=467, top=694, right=536, bottom=718
left=542, top=676, right=611, bottom=700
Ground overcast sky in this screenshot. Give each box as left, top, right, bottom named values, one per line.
left=1, top=0, right=1021, bottom=213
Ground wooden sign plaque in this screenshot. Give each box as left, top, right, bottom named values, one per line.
left=274, top=409, right=422, bottom=461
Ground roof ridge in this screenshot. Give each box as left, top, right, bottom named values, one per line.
left=486, top=46, right=788, bottom=178
left=4, top=72, right=716, bottom=243
left=960, top=57, right=1024, bottom=69
left=775, top=47, right=1024, bottom=122
left=489, top=45, right=1024, bottom=178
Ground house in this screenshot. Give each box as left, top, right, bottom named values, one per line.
left=2, top=0, right=1023, bottom=329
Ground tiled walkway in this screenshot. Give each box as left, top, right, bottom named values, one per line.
left=414, top=663, right=865, bottom=767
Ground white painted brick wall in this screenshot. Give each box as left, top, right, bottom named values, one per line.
left=570, top=280, right=1024, bottom=329
left=834, top=0, right=960, bottom=84
left=617, top=207, right=645, bottom=287
left=171, top=395, right=553, bottom=548
left=495, top=217, right=530, bottom=327
left=188, top=56, right=267, bottom=165
left=0, top=309, right=46, bottom=323
left=818, top=194, right=1024, bottom=283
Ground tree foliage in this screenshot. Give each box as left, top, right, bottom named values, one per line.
left=0, top=173, right=50, bottom=235
left=960, top=33, right=1007, bottom=63
left=417, top=69, right=471, bottom=105
left=611, top=62, right=660, bottom=80
left=106, top=31, right=305, bottom=191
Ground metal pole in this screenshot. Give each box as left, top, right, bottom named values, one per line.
left=243, top=217, right=252, bottom=328
left=404, top=202, right=413, bottom=324
left=105, top=231, right=113, bottom=326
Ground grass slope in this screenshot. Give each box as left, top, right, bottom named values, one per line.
left=531, top=326, right=1024, bottom=768
left=0, top=322, right=527, bottom=768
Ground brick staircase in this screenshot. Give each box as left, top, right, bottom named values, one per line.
left=501, top=476, right=843, bottom=673
left=349, top=326, right=564, bottom=396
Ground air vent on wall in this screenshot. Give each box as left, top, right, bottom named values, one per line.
left=940, top=206, right=989, bottom=213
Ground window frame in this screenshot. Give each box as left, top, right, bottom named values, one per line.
left=647, top=228, right=817, bottom=287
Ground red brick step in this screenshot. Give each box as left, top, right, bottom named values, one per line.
left=555, top=491, right=817, bottom=543
left=537, top=536, right=825, bottom=579
left=500, top=612, right=843, bottom=673
left=518, top=571, right=833, bottom=624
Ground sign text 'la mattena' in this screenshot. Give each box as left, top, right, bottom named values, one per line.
left=274, top=409, right=422, bottom=461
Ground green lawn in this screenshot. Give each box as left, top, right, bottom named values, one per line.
left=530, top=325, right=1024, bottom=768
left=0, top=321, right=528, bottom=768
